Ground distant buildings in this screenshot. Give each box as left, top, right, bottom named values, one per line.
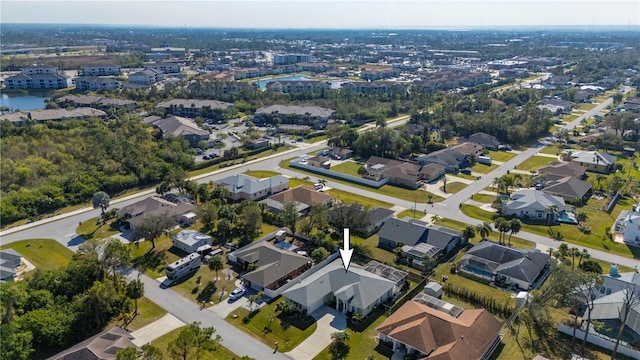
left=128, top=69, right=163, bottom=85
left=74, top=76, right=121, bottom=91
left=80, top=64, right=121, bottom=76
left=143, top=115, right=210, bottom=147
left=273, top=53, right=313, bottom=65
left=56, top=94, right=137, bottom=112
left=252, top=105, right=335, bottom=130
left=5, top=65, right=72, bottom=90
left=143, top=62, right=182, bottom=74
left=155, top=99, right=234, bottom=119
left=1, top=108, right=107, bottom=125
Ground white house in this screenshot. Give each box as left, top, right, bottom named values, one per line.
left=128, top=69, right=163, bottom=85
left=173, top=230, right=212, bottom=253
left=143, top=62, right=182, bottom=74
left=214, top=174, right=289, bottom=201
left=503, top=190, right=566, bottom=223
left=618, top=204, right=640, bottom=245
left=80, top=64, right=121, bottom=76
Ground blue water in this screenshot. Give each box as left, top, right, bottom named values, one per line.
left=0, top=93, right=51, bottom=111
left=254, top=75, right=309, bottom=89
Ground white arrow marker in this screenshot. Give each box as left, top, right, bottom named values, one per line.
left=339, top=228, right=354, bottom=273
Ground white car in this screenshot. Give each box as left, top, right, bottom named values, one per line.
left=229, top=287, right=245, bottom=301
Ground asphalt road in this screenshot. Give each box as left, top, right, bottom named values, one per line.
left=126, top=270, right=291, bottom=360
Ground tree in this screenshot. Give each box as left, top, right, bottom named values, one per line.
left=116, top=347, right=139, bottom=360
left=0, top=282, right=28, bottom=323
left=132, top=213, right=176, bottom=249
left=494, top=217, right=509, bottom=245
left=460, top=225, right=476, bottom=243
left=104, top=239, right=131, bottom=286
left=92, top=191, right=111, bottom=223
left=299, top=204, right=327, bottom=235
left=577, top=212, right=588, bottom=223
left=611, top=285, right=640, bottom=359
left=168, top=324, right=196, bottom=360
left=208, top=255, right=224, bottom=282
left=141, top=344, right=164, bottom=360
left=329, top=331, right=350, bottom=360
left=612, top=91, right=624, bottom=105
left=327, top=204, right=372, bottom=236
left=198, top=202, right=218, bottom=231
left=579, top=259, right=603, bottom=274
left=476, top=222, right=493, bottom=239
left=238, top=204, right=262, bottom=243
left=311, top=248, right=329, bottom=263
left=508, top=218, right=521, bottom=247
left=126, top=279, right=144, bottom=316
left=545, top=205, right=559, bottom=225
left=0, top=323, right=33, bottom=360
left=554, top=243, right=570, bottom=262
left=280, top=201, right=300, bottom=237
left=190, top=322, right=222, bottom=360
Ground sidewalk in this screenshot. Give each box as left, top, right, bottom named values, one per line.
left=131, top=313, right=185, bottom=346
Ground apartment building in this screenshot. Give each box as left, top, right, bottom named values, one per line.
left=74, top=76, right=121, bottom=91
left=5, top=66, right=72, bottom=90
left=143, top=62, right=182, bottom=74
left=80, top=64, right=121, bottom=76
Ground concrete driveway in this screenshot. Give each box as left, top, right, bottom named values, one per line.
left=285, top=306, right=346, bottom=360
left=131, top=313, right=185, bottom=346
left=209, top=295, right=249, bottom=318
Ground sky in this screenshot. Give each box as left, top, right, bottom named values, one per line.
left=1, top=0, right=640, bottom=28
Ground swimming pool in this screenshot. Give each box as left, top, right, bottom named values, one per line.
left=274, top=241, right=298, bottom=252
left=557, top=212, right=578, bottom=224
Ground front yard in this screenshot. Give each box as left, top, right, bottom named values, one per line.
left=439, top=181, right=468, bottom=194
left=516, top=155, right=557, bottom=172
left=225, top=297, right=318, bottom=353
left=1, top=238, right=73, bottom=272
left=487, top=150, right=517, bottom=162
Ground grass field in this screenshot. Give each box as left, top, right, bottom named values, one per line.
left=471, top=162, right=499, bottom=174
left=396, top=209, right=425, bottom=220
left=151, top=326, right=239, bottom=360
left=577, top=103, right=598, bottom=111
left=487, top=150, right=517, bottom=162
left=122, top=297, right=168, bottom=331
left=76, top=217, right=120, bottom=240
left=330, top=161, right=364, bottom=177
left=516, top=155, right=557, bottom=172
left=472, top=194, right=497, bottom=203
left=326, top=188, right=393, bottom=209
left=434, top=217, right=535, bottom=249
left=440, top=181, right=468, bottom=194
left=451, top=172, right=478, bottom=181
left=1, top=239, right=73, bottom=272
left=244, top=170, right=281, bottom=178
left=225, top=297, right=317, bottom=353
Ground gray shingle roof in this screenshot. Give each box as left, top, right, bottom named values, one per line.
left=378, top=218, right=429, bottom=247
left=255, top=105, right=334, bottom=118
left=282, top=259, right=395, bottom=311
left=173, top=230, right=212, bottom=247
left=156, top=98, right=234, bottom=110
left=232, top=242, right=310, bottom=288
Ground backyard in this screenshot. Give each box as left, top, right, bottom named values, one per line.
left=1, top=238, right=73, bottom=272
left=330, top=160, right=364, bottom=177
left=225, top=297, right=318, bottom=353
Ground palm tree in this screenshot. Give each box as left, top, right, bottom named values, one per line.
left=578, top=249, right=590, bottom=267
left=476, top=222, right=493, bottom=239
left=508, top=218, right=522, bottom=247
left=430, top=214, right=441, bottom=223
left=126, top=279, right=144, bottom=315
left=545, top=205, right=559, bottom=226
left=460, top=225, right=476, bottom=244
left=92, top=191, right=111, bottom=223
left=494, top=217, right=509, bottom=245
left=570, top=247, right=581, bottom=270
left=208, top=255, right=224, bottom=282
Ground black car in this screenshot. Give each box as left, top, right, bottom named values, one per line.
left=460, top=169, right=472, bottom=175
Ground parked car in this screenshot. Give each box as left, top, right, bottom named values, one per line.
left=195, top=148, right=204, bottom=155
left=229, top=287, right=245, bottom=301
left=460, top=169, right=472, bottom=175
left=203, top=154, right=212, bottom=160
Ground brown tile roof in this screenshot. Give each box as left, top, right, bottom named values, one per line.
left=376, top=301, right=502, bottom=360
left=267, top=186, right=332, bottom=207
left=419, top=163, right=446, bottom=179
left=451, top=142, right=483, bottom=156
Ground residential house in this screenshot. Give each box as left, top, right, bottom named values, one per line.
left=173, top=230, right=213, bottom=253
left=49, top=326, right=139, bottom=360
left=1, top=108, right=107, bottom=126
left=261, top=186, right=333, bottom=214
left=503, top=190, right=566, bottom=223
left=378, top=218, right=463, bottom=266
left=364, top=156, right=422, bottom=189
left=74, top=76, right=121, bottom=91
left=414, top=147, right=468, bottom=173
left=537, top=98, right=573, bottom=114
left=0, top=249, right=22, bottom=282
left=419, top=163, right=447, bottom=182
left=155, top=99, right=234, bottom=120
left=376, top=300, right=502, bottom=360
left=214, top=174, right=289, bottom=201
left=459, top=132, right=501, bottom=150
left=282, top=259, right=406, bottom=316
left=329, top=147, right=353, bottom=160
left=128, top=69, right=163, bottom=85
left=457, top=240, right=551, bottom=290
left=143, top=62, right=182, bottom=74
left=541, top=175, right=593, bottom=203
left=5, top=66, right=72, bottom=90
left=328, top=204, right=394, bottom=237
left=306, top=155, right=332, bottom=169
left=56, top=94, right=137, bottom=112
left=266, top=80, right=331, bottom=93
left=80, top=64, right=121, bottom=76
left=143, top=115, right=210, bottom=147
left=228, top=241, right=311, bottom=295
left=253, top=105, right=335, bottom=130
left=341, top=81, right=408, bottom=95
left=246, top=138, right=270, bottom=150
left=117, top=195, right=196, bottom=231
left=562, top=150, right=617, bottom=174
left=451, top=142, right=484, bottom=158
left=538, top=162, right=587, bottom=180
left=616, top=203, right=640, bottom=245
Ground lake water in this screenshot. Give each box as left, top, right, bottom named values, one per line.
left=0, top=93, right=51, bottom=111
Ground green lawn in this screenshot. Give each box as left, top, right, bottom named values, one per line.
left=439, top=181, right=468, bottom=194
left=1, top=239, right=73, bottom=272
left=151, top=326, right=240, bottom=360
left=225, top=297, right=317, bottom=352
left=188, top=145, right=294, bottom=177
left=330, top=161, right=364, bottom=177
left=434, top=217, right=535, bottom=249
left=326, top=188, right=393, bottom=209
left=487, top=150, right=517, bottom=162
left=471, top=162, right=499, bottom=174
left=396, top=209, right=424, bottom=220
left=577, top=103, right=597, bottom=111
left=244, top=170, right=282, bottom=178
left=515, top=155, right=557, bottom=172
left=562, top=114, right=580, bottom=122
left=76, top=217, right=120, bottom=240
left=281, top=158, right=444, bottom=204
left=131, top=232, right=182, bottom=279
left=451, top=172, right=478, bottom=181
left=539, top=145, right=572, bottom=155
left=305, top=135, right=327, bottom=143
left=170, top=260, right=239, bottom=306
left=472, top=194, right=497, bottom=203
left=122, top=297, right=168, bottom=331
left=460, top=202, right=638, bottom=259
